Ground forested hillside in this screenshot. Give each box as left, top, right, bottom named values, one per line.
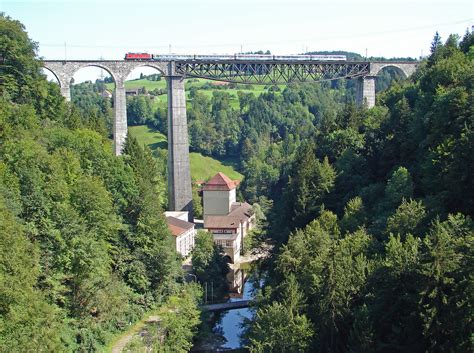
left=0, top=14, right=200, bottom=352
left=243, top=32, right=474, bottom=352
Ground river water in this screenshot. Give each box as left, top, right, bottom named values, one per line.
left=191, top=265, right=263, bottom=352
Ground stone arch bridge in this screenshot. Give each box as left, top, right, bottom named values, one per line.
left=42, top=59, right=418, bottom=219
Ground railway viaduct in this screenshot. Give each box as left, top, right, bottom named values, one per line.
left=42, top=59, right=418, bottom=220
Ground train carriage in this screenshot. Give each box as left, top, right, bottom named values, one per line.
left=124, top=53, right=347, bottom=61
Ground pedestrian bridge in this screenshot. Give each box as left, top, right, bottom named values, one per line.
left=201, top=299, right=253, bottom=312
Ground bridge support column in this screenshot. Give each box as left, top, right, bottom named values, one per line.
left=356, top=76, right=376, bottom=108
left=113, top=81, right=128, bottom=155
left=167, top=75, right=193, bottom=221
left=59, top=82, right=71, bottom=102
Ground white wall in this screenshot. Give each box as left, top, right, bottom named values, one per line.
left=176, top=228, right=195, bottom=257
left=212, top=228, right=241, bottom=263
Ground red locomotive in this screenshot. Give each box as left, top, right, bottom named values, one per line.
left=124, top=52, right=152, bottom=60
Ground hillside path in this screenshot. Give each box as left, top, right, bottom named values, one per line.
left=110, top=316, right=160, bottom=353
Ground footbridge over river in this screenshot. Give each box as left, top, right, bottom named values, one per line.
left=201, top=299, right=253, bottom=312
left=42, top=59, right=418, bottom=221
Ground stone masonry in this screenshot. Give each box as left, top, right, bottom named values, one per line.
left=357, top=62, right=418, bottom=108
left=42, top=60, right=193, bottom=218
left=167, top=73, right=193, bottom=221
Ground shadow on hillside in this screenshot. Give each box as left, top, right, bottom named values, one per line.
left=148, top=141, right=167, bottom=150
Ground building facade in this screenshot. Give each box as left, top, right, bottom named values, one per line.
left=165, top=211, right=195, bottom=258
left=202, top=173, right=255, bottom=263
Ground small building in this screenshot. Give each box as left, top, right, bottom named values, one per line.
left=202, top=173, right=255, bottom=263
left=125, top=88, right=140, bottom=96
left=100, top=90, right=112, bottom=99
left=202, top=172, right=240, bottom=217
left=165, top=211, right=195, bottom=258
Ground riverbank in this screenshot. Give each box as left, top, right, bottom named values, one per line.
left=191, top=262, right=267, bottom=352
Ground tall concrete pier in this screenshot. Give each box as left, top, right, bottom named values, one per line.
left=167, top=74, right=193, bottom=220
left=356, top=76, right=376, bottom=107
left=113, top=78, right=128, bottom=156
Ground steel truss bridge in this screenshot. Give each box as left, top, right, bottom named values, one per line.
left=173, top=60, right=370, bottom=84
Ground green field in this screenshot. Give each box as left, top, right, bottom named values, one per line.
left=105, top=78, right=166, bottom=92
left=107, top=77, right=284, bottom=109
left=128, top=125, right=243, bottom=182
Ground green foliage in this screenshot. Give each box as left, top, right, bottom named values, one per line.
left=153, top=283, right=202, bottom=352
left=191, top=231, right=229, bottom=301
left=0, top=14, right=186, bottom=351
left=419, top=215, right=473, bottom=352
left=247, top=32, right=473, bottom=352
left=285, top=142, right=336, bottom=229
left=192, top=185, right=203, bottom=219
left=246, top=302, right=313, bottom=353
left=127, top=95, right=154, bottom=125
left=384, top=166, right=414, bottom=208
left=341, top=196, right=367, bottom=234
left=386, top=198, right=426, bottom=238
left=122, top=283, right=202, bottom=353
left=70, top=81, right=112, bottom=136
left=0, top=14, right=45, bottom=104
left=0, top=197, right=69, bottom=352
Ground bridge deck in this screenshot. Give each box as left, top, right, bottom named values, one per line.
left=201, top=299, right=252, bottom=312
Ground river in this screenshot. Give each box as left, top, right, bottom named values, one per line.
left=191, top=264, right=264, bottom=352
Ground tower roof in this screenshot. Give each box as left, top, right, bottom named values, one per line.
left=202, top=172, right=239, bottom=191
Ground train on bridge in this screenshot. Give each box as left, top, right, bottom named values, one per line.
left=124, top=52, right=347, bottom=61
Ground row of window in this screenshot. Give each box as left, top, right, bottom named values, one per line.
left=215, top=239, right=235, bottom=248
left=177, top=231, right=195, bottom=257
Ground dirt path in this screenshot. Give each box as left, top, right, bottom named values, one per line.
left=110, top=316, right=160, bottom=353
left=110, top=333, right=134, bottom=353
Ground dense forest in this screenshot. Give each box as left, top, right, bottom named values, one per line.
left=240, top=32, right=474, bottom=352
left=169, top=32, right=473, bottom=352
left=0, top=14, right=201, bottom=352
left=1, top=10, right=473, bottom=353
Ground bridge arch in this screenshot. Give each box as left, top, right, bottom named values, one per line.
left=223, top=255, right=233, bottom=264
left=42, top=66, right=61, bottom=85
left=376, top=64, right=408, bottom=79
left=369, top=62, right=417, bottom=79
left=122, top=62, right=166, bottom=80
left=71, top=63, right=118, bottom=85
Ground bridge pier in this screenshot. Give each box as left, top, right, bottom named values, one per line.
left=166, top=75, right=193, bottom=221
left=356, top=76, right=376, bottom=108
left=59, top=83, right=71, bottom=102
left=113, top=80, right=128, bottom=155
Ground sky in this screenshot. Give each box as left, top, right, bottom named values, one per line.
left=2, top=0, right=473, bottom=81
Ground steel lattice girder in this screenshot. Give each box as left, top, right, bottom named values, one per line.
left=174, top=61, right=370, bottom=84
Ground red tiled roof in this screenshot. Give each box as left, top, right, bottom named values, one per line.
left=166, top=216, right=194, bottom=237
left=202, top=172, right=239, bottom=191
